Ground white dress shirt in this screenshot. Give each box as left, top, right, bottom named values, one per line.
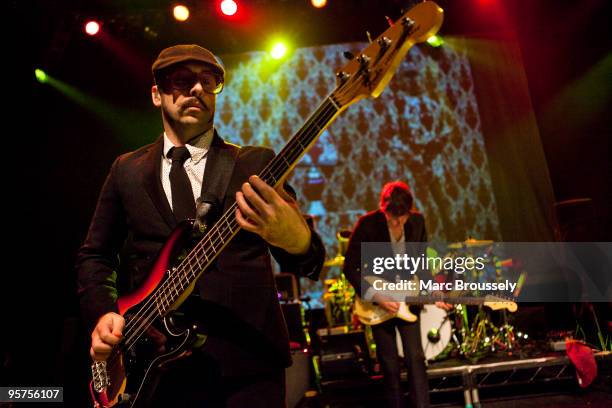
left=161, top=128, right=214, bottom=210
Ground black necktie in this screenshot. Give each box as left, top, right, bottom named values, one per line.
left=168, top=146, right=195, bottom=221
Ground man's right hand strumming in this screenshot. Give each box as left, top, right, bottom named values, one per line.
left=90, top=312, right=125, bottom=361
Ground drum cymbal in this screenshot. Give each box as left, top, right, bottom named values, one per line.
left=324, top=255, right=345, bottom=267
left=448, top=239, right=493, bottom=249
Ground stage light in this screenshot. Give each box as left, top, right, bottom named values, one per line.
left=426, top=35, right=444, bottom=47
left=220, top=0, right=238, bottom=16
left=35, top=69, right=48, bottom=84
left=85, top=20, right=100, bottom=36
left=311, top=0, right=327, bottom=8
left=173, top=5, right=190, bottom=22
left=270, top=42, right=288, bottom=60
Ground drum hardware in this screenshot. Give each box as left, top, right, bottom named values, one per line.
left=323, top=275, right=355, bottom=327
left=427, top=328, right=441, bottom=343
left=437, top=238, right=521, bottom=362
left=322, top=230, right=355, bottom=328
left=419, top=304, right=453, bottom=361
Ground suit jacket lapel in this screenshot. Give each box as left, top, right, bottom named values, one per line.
left=143, top=135, right=177, bottom=229
left=200, top=130, right=239, bottom=210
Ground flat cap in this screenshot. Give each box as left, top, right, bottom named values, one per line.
left=152, top=44, right=225, bottom=79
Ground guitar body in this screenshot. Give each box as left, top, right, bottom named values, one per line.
left=353, top=276, right=518, bottom=326
left=90, top=222, right=207, bottom=408
left=354, top=297, right=418, bottom=325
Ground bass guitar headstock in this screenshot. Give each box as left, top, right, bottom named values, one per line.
left=332, top=1, right=443, bottom=109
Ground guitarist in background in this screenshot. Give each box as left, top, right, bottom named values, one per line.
left=76, top=44, right=325, bottom=407
left=344, top=181, right=450, bottom=408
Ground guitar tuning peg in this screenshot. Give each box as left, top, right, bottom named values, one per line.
left=366, top=31, right=373, bottom=43
left=385, top=16, right=394, bottom=27
left=377, top=36, right=392, bottom=49
left=343, top=51, right=355, bottom=60
left=402, top=17, right=416, bottom=29
left=336, top=71, right=350, bottom=82
left=357, top=54, right=371, bottom=67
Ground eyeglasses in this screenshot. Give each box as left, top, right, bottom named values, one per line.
left=159, top=69, right=224, bottom=94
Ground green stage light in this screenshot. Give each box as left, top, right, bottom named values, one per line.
left=427, top=35, right=444, bottom=47
left=270, top=42, right=288, bottom=60
left=35, top=69, right=48, bottom=83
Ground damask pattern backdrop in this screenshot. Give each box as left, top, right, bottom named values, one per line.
left=216, top=42, right=501, bottom=305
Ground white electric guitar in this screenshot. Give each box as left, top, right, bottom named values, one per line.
left=354, top=276, right=517, bottom=325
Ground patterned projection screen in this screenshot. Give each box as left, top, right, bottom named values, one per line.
left=216, top=42, right=501, bottom=306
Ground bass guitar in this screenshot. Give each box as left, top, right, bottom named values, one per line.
left=90, top=2, right=444, bottom=406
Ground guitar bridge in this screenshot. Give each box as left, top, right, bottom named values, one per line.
left=91, top=361, right=110, bottom=392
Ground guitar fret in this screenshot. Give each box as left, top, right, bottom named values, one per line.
left=170, top=269, right=180, bottom=296
left=201, top=246, right=210, bottom=264
left=191, top=258, right=199, bottom=277
left=187, top=256, right=197, bottom=274
left=224, top=216, right=233, bottom=234
left=217, top=228, right=225, bottom=245
left=280, top=155, right=291, bottom=171
left=155, top=294, right=163, bottom=316
left=193, top=254, right=202, bottom=272
left=327, top=96, right=340, bottom=110
left=162, top=291, right=170, bottom=310
left=160, top=285, right=169, bottom=308
left=175, top=271, right=183, bottom=292
left=185, top=270, right=193, bottom=288
left=294, top=137, right=305, bottom=151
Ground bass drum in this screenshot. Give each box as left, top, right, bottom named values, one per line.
left=396, top=305, right=451, bottom=361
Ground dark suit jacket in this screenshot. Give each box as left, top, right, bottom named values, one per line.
left=76, top=132, right=325, bottom=376
left=343, top=209, right=428, bottom=296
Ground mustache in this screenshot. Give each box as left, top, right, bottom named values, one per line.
left=182, top=97, right=206, bottom=110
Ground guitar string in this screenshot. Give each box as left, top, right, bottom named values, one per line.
left=107, top=86, right=351, bottom=363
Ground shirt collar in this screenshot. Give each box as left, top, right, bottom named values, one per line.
left=388, top=226, right=405, bottom=243
left=163, top=127, right=214, bottom=165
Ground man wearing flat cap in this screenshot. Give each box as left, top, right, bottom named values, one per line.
left=77, top=44, right=325, bottom=406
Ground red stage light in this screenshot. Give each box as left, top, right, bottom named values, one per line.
left=220, top=0, right=238, bottom=16
left=85, top=21, right=100, bottom=36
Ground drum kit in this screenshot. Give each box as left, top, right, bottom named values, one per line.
left=322, top=234, right=521, bottom=364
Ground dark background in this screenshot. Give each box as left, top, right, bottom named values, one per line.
left=5, top=0, right=611, bottom=404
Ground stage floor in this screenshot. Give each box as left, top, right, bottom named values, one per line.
left=315, top=351, right=612, bottom=407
